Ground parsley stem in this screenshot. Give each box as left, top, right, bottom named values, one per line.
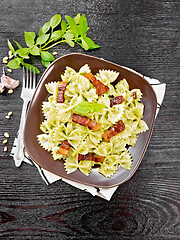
left=42, top=40, right=66, bottom=50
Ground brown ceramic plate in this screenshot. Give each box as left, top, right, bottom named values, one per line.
left=24, top=53, right=157, bottom=188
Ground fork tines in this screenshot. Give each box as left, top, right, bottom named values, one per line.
left=23, top=67, right=36, bottom=89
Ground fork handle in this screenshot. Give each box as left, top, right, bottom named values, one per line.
left=13, top=99, right=29, bottom=167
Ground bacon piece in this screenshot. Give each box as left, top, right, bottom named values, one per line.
left=84, top=72, right=109, bottom=96
left=57, top=140, right=70, bottom=156
left=72, top=114, right=101, bottom=131
left=132, top=92, right=137, bottom=99
left=94, top=156, right=104, bottom=162
left=110, top=95, right=125, bottom=107
left=57, top=81, right=68, bottom=103
left=78, top=153, right=104, bottom=163
left=78, top=153, right=95, bottom=161
left=102, top=120, right=125, bottom=142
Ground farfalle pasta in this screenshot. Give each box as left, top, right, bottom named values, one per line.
left=37, top=64, right=149, bottom=178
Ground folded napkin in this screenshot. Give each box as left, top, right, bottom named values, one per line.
left=11, top=67, right=166, bottom=201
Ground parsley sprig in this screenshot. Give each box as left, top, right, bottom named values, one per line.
left=7, top=13, right=100, bottom=74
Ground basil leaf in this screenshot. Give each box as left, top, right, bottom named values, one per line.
left=61, top=20, right=67, bottom=33
left=90, top=103, right=105, bottom=112
left=24, top=32, right=36, bottom=47
left=15, top=48, right=30, bottom=59
left=41, top=51, right=55, bottom=61
left=65, top=39, right=74, bottom=47
left=7, top=39, right=15, bottom=54
left=29, top=45, right=40, bottom=55
left=41, top=59, right=51, bottom=68
left=64, top=32, right=74, bottom=40
left=74, top=13, right=81, bottom=24
left=81, top=37, right=100, bottom=50
left=73, top=101, right=105, bottom=115
left=6, top=59, right=21, bottom=69
left=36, top=34, right=50, bottom=45
left=39, top=27, right=43, bottom=37
left=65, top=15, right=77, bottom=36
left=73, top=101, right=91, bottom=115
left=13, top=40, right=22, bottom=49
left=50, top=30, right=63, bottom=41
left=50, top=14, right=61, bottom=29
left=81, top=37, right=89, bottom=50
left=41, top=21, right=50, bottom=34
left=79, top=14, right=88, bottom=35
left=23, top=63, right=40, bottom=74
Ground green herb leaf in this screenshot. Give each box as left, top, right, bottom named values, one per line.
left=81, top=36, right=100, bottom=50
left=15, top=48, right=30, bottom=59
left=13, top=40, right=22, bottom=49
left=50, top=14, right=61, bottom=29
left=29, top=45, right=40, bottom=55
left=41, top=59, right=51, bottom=68
left=50, top=30, right=63, bottom=41
left=79, top=14, right=88, bottom=35
left=23, top=63, right=40, bottom=74
left=24, top=32, right=36, bottom=47
left=40, top=21, right=50, bottom=35
left=65, top=39, right=74, bottom=47
left=61, top=20, right=67, bottom=33
left=81, top=37, right=89, bottom=50
left=6, top=59, right=21, bottom=69
left=36, top=34, right=50, bottom=45
left=65, top=15, right=77, bottom=37
left=41, top=51, right=55, bottom=61
left=64, top=32, right=74, bottom=40
left=90, top=103, right=105, bottom=112
left=73, top=101, right=105, bottom=115
left=74, top=101, right=91, bottom=115
left=74, top=13, right=81, bottom=24
left=7, top=39, right=15, bottom=54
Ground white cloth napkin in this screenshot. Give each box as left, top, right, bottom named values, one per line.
left=11, top=67, right=166, bottom=201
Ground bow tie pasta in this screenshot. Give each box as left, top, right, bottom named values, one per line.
left=37, top=64, right=148, bottom=178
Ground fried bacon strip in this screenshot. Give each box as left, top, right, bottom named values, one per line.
left=72, top=114, right=101, bottom=131
left=78, top=153, right=95, bottom=161
left=78, top=153, right=104, bottom=162
left=57, top=81, right=68, bottom=103
left=110, top=95, right=125, bottom=107
left=84, top=72, right=109, bottom=96
left=102, top=120, right=125, bottom=142
left=57, top=140, right=70, bottom=156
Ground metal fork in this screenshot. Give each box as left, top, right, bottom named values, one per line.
left=13, top=67, right=36, bottom=166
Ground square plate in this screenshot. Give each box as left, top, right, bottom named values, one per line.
left=24, top=53, right=157, bottom=188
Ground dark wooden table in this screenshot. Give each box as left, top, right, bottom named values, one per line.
left=0, top=0, right=179, bottom=239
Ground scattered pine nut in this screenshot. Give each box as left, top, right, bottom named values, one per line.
left=7, top=68, right=12, bottom=72
left=3, top=56, right=8, bottom=61
left=8, top=50, right=12, bottom=56
left=8, top=111, right=13, bottom=116
left=4, top=132, right=10, bottom=138
left=4, top=146, right=8, bottom=152
left=52, top=51, right=58, bottom=55
left=5, top=115, right=10, bottom=119
left=3, top=60, right=8, bottom=64
left=9, top=55, right=13, bottom=59
left=3, top=139, right=8, bottom=144
left=8, top=89, right=13, bottom=94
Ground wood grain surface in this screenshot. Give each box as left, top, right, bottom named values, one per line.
left=0, top=0, right=180, bottom=239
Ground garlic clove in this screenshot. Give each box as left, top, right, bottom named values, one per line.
left=0, top=82, right=5, bottom=93
left=1, top=74, right=20, bottom=89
